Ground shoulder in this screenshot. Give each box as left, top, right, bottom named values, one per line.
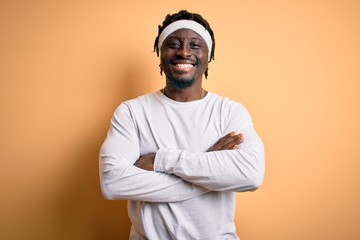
left=115, top=91, right=161, bottom=113
left=207, top=92, right=248, bottom=113
left=208, top=92, right=253, bottom=127
left=125, top=91, right=160, bottom=105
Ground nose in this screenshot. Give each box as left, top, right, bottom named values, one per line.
left=177, top=44, right=192, bottom=58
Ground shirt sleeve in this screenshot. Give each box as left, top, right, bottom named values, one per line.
left=99, top=102, right=209, bottom=202
left=153, top=101, right=265, bottom=192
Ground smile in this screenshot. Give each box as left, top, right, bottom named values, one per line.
left=175, top=63, right=194, bottom=69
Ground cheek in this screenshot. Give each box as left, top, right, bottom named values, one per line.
left=197, top=54, right=208, bottom=69
left=160, top=56, right=169, bottom=71
left=196, top=50, right=208, bottom=64
left=160, top=52, right=171, bottom=65
left=160, top=55, right=173, bottom=75
left=160, top=55, right=167, bottom=68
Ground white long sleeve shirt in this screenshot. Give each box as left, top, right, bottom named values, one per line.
left=100, top=91, right=265, bottom=240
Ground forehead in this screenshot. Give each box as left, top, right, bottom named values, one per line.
left=166, top=28, right=205, bottom=42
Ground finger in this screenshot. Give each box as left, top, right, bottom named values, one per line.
left=235, top=133, right=244, bottom=144
left=218, top=133, right=242, bottom=149
left=212, top=132, right=233, bottom=146
left=207, top=132, right=243, bottom=152
left=220, top=142, right=237, bottom=150
left=239, top=133, right=244, bottom=143
left=207, top=132, right=235, bottom=151
left=219, top=134, right=244, bottom=150
left=216, top=132, right=237, bottom=147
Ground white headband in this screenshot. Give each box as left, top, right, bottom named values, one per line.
left=158, top=19, right=213, bottom=60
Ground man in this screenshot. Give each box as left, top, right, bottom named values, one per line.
left=100, top=10, right=265, bottom=240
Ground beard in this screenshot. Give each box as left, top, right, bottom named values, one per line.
left=167, top=75, right=196, bottom=90
left=164, top=56, right=201, bottom=90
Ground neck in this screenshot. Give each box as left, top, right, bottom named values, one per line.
left=162, top=84, right=206, bottom=102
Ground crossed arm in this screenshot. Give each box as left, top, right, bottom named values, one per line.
left=100, top=102, right=264, bottom=202
left=135, top=132, right=244, bottom=171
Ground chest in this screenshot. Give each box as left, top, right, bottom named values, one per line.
left=135, top=104, right=224, bottom=154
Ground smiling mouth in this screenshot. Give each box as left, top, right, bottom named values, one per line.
left=175, top=63, right=194, bottom=69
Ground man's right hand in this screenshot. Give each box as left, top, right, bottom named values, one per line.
left=207, top=132, right=244, bottom=152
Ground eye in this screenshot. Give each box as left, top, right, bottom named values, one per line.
left=190, top=42, right=202, bottom=49
left=166, top=40, right=181, bottom=48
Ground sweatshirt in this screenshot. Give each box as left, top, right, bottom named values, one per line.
left=100, top=91, right=265, bottom=239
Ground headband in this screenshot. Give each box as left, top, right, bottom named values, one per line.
left=158, top=19, right=213, bottom=60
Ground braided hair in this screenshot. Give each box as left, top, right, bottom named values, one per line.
left=154, top=10, right=215, bottom=78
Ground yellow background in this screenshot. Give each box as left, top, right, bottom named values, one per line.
left=1, top=0, right=359, bottom=239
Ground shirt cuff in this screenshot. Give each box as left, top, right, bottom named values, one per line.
left=154, top=148, right=182, bottom=173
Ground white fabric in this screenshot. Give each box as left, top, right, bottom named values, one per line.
left=99, top=91, right=265, bottom=240
left=158, top=20, right=213, bottom=60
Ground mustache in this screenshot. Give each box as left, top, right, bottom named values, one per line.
left=169, top=56, right=200, bottom=65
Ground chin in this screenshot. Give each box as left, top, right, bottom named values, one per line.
left=168, top=76, right=195, bottom=90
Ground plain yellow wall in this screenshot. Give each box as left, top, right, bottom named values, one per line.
left=1, top=0, right=359, bottom=239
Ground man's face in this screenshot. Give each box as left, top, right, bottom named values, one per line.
left=160, top=28, right=209, bottom=89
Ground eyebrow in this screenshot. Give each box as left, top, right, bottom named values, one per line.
left=166, top=36, right=203, bottom=41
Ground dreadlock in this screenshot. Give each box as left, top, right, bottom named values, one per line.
left=154, top=10, right=215, bottom=78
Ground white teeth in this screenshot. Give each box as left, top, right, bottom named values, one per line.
left=176, top=64, right=193, bottom=68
